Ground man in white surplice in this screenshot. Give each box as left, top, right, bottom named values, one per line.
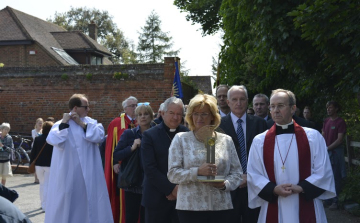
left=247, top=89, right=336, bottom=223
left=45, top=94, right=113, bottom=223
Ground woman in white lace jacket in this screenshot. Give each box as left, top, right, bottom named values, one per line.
left=168, top=94, right=242, bottom=223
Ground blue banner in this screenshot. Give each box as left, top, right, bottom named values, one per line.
left=172, top=61, right=183, bottom=98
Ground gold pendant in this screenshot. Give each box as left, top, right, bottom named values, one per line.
left=207, top=137, right=215, bottom=146
left=281, top=165, right=286, bottom=172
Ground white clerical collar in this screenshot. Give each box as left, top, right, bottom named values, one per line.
left=169, top=129, right=176, bottom=132
left=276, top=120, right=293, bottom=129
left=126, top=114, right=135, bottom=121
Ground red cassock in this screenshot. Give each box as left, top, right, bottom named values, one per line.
left=104, top=113, right=136, bottom=223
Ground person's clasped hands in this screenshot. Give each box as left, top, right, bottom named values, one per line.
left=274, top=183, right=303, bottom=197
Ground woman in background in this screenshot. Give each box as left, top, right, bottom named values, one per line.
left=31, top=118, right=43, bottom=184
left=30, top=121, right=54, bottom=211
left=0, top=123, right=14, bottom=186
left=113, top=103, right=154, bottom=223
left=31, top=118, right=43, bottom=148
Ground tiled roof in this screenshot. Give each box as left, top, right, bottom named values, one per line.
left=0, top=6, right=112, bottom=65
left=0, top=8, right=28, bottom=41
left=51, top=31, right=111, bottom=56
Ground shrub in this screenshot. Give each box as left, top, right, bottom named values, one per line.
left=339, top=165, right=360, bottom=215
left=86, top=73, right=93, bottom=81
left=61, top=73, right=69, bottom=80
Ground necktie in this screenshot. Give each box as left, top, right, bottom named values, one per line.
left=237, top=118, right=247, bottom=173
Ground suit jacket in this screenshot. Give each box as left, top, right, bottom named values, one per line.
left=265, top=116, right=272, bottom=122
left=141, top=122, right=188, bottom=209
left=219, top=113, right=267, bottom=157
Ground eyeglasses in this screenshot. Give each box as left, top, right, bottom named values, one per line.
left=192, top=113, right=210, bottom=118
left=137, top=102, right=150, bottom=106
left=269, top=104, right=290, bottom=111
left=78, top=106, right=89, bottom=110
left=126, top=104, right=137, bottom=108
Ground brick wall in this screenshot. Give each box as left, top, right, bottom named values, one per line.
left=0, top=43, right=59, bottom=67
left=0, top=57, right=180, bottom=134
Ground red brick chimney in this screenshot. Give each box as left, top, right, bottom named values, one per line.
left=88, top=21, right=98, bottom=42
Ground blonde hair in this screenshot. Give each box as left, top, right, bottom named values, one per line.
left=34, top=118, right=44, bottom=129
left=135, top=104, right=154, bottom=120
left=185, top=94, right=221, bottom=131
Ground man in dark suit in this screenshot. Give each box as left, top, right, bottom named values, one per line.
left=219, top=85, right=267, bottom=223
left=141, top=97, right=188, bottom=223
left=216, top=85, right=231, bottom=117
left=252, top=93, right=272, bottom=121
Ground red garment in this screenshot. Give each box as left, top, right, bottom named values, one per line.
left=322, top=117, right=346, bottom=146
left=104, top=114, right=136, bottom=223
left=263, top=121, right=316, bottom=223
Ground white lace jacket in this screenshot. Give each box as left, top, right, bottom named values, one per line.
left=167, top=131, right=242, bottom=211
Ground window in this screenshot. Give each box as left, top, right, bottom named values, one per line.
left=51, top=47, right=79, bottom=65
left=91, top=56, right=103, bottom=65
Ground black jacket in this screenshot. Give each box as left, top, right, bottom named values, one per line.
left=141, top=122, right=188, bottom=209
left=30, top=134, right=53, bottom=167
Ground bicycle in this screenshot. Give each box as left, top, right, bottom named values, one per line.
left=10, top=135, right=32, bottom=173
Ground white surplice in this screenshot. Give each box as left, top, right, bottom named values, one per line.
left=248, top=127, right=336, bottom=223
left=45, top=117, right=113, bottom=223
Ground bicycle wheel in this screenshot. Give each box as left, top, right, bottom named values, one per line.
left=11, top=151, right=21, bottom=174
left=18, top=147, right=30, bottom=164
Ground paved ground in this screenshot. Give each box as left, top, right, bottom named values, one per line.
left=6, top=174, right=45, bottom=223
left=5, top=173, right=360, bottom=223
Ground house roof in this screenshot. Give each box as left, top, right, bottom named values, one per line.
left=51, top=31, right=111, bottom=56
left=0, top=6, right=112, bottom=65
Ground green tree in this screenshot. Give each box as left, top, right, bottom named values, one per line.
left=47, top=6, right=136, bottom=64
left=219, top=0, right=359, bottom=105
left=174, top=0, right=223, bottom=35
left=137, top=10, right=179, bottom=63
left=288, top=0, right=360, bottom=100
left=174, top=0, right=359, bottom=107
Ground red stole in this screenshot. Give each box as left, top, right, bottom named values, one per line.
left=263, top=121, right=316, bottom=223
left=104, top=114, right=137, bottom=223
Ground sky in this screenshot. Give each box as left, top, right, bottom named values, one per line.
left=0, top=0, right=222, bottom=84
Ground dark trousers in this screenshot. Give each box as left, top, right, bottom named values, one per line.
left=178, top=210, right=231, bottom=223
left=230, top=187, right=260, bottom=223
left=125, top=191, right=144, bottom=223
left=329, top=148, right=345, bottom=204
left=145, top=202, right=179, bottom=223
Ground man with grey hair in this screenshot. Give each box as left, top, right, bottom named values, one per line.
left=141, top=97, right=188, bottom=223
left=219, top=85, right=267, bottom=223
left=266, top=92, right=313, bottom=129
left=105, top=96, right=138, bottom=223
left=253, top=93, right=271, bottom=121
left=216, top=85, right=231, bottom=117
left=247, top=88, right=335, bottom=222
